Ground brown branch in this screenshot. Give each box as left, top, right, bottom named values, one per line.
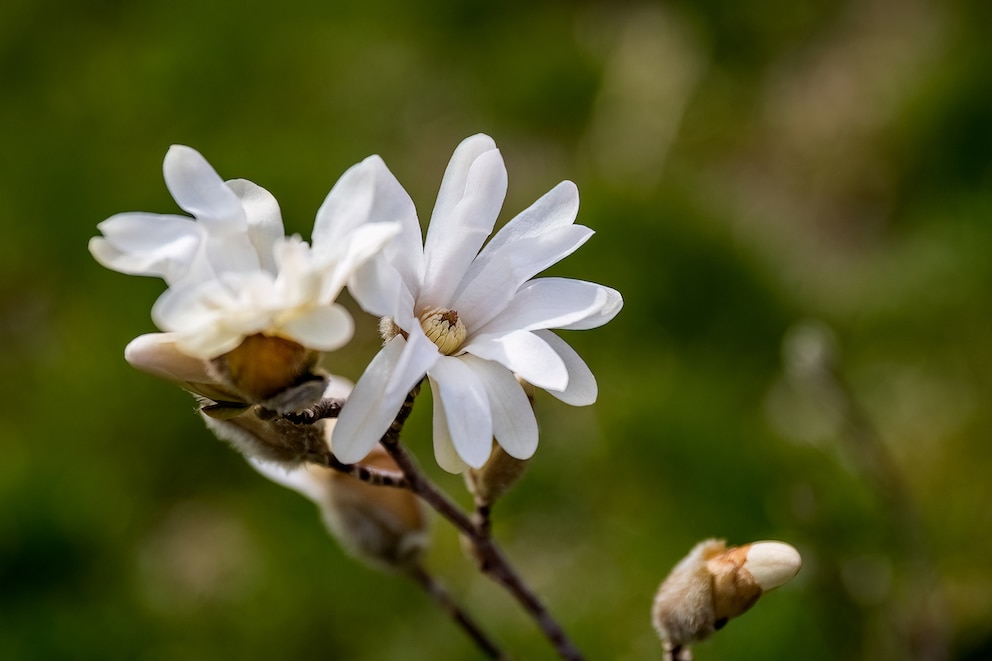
left=296, top=383, right=584, bottom=660
left=407, top=564, right=509, bottom=660
left=377, top=394, right=584, bottom=661
left=319, top=450, right=409, bottom=488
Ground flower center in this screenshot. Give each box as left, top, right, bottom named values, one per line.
left=419, top=307, right=467, bottom=355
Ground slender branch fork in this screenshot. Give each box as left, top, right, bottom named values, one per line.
left=299, top=387, right=585, bottom=661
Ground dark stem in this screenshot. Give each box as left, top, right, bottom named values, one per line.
left=407, top=564, right=508, bottom=660
left=300, top=384, right=584, bottom=660
left=319, top=450, right=409, bottom=488
left=380, top=424, right=584, bottom=660
left=281, top=397, right=344, bottom=424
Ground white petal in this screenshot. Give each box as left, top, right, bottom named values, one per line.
left=429, top=376, right=470, bottom=473
left=202, top=231, right=264, bottom=276
left=314, top=155, right=424, bottom=291
left=124, top=332, right=212, bottom=383
left=90, top=213, right=204, bottom=283
left=533, top=330, right=598, bottom=406
left=559, top=285, right=623, bottom=330
left=280, top=304, right=354, bottom=351
left=226, top=178, right=284, bottom=273
left=463, top=330, right=568, bottom=392
left=430, top=356, right=493, bottom=469
left=460, top=355, right=538, bottom=460
left=384, top=324, right=440, bottom=401
left=421, top=136, right=507, bottom=305
left=318, top=222, right=402, bottom=304
left=454, top=224, right=594, bottom=329
left=463, top=180, right=580, bottom=287
left=332, top=337, right=409, bottom=463
left=163, top=145, right=245, bottom=229
left=348, top=258, right=417, bottom=321
left=474, top=278, right=615, bottom=337
left=175, top=323, right=248, bottom=359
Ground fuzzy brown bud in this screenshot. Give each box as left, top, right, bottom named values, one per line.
left=652, top=539, right=802, bottom=658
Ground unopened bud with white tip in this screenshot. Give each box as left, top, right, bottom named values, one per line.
left=652, top=539, right=802, bottom=659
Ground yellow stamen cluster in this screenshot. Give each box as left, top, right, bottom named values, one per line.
left=419, top=307, right=467, bottom=355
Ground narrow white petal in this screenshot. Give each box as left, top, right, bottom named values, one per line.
left=473, top=277, right=613, bottom=338
left=280, top=304, right=354, bottom=351
left=453, top=224, right=594, bottom=329
left=175, top=324, right=247, bottom=359
left=318, top=222, right=402, bottom=304
left=314, top=155, right=424, bottom=291
left=384, top=324, right=440, bottom=401
left=463, top=330, right=568, bottom=392
left=558, top=285, right=623, bottom=330
left=163, top=145, right=245, bottom=228
left=466, top=180, right=579, bottom=280
left=226, top=178, right=284, bottom=273
left=90, top=213, right=204, bottom=283
left=534, top=330, right=598, bottom=406
left=421, top=137, right=507, bottom=305
left=124, top=332, right=212, bottom=383
left=332, top=337, right=408, bottom=463
left=348, top=258, right=416, bottom=321
left=428, top=134, right=499, bottom=229
left=430, top=376, right=470, bottom=473
left=460, top=355, right=539, bottom=460
left=430, top=357, right=493, bottom=469
left=202, top=231, right=264, bottom=276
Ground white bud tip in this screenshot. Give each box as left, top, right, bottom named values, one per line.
left=743, top=541, right=802, bottom=591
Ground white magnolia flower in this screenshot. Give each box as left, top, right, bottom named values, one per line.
left=90, top=145, right=398, bottom=359
left=327, top=133, right=623, bottom=472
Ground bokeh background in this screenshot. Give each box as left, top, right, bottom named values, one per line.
left=2, top=0, right=990, bottom=659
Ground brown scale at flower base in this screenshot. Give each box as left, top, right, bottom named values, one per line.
left=210, top=334, right=323, bottom=405
left=652, top=539, right=802, bottom=660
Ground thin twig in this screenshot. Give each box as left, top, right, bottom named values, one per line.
left=300, top=383, right=584, bottom=660
left=381, top=438, right=584, bottom=660
left=407, top=564, right=509, bottom=660
left=318, top=450, right=409, bottom=488
left=281, top=397, right=344, bottom=424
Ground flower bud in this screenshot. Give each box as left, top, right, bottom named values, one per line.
left=652, top=539, right=802, bottom=656
left=124, top=333, right=242, bottom=404
left=202, top=405, right=333, bottom=467
left=209, top=333, right=324, bottom=410
left=464, top=442, right=529, bottom=506
left=463, top=376, right=535, bottom=506
left=250, top=445, right=430, bottom=572
left=321, top=445, right=430, bottom=571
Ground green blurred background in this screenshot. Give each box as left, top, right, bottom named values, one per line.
left=2, top=0, right=991, bottom=658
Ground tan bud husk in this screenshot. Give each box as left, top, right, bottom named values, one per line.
left=464, top=442, right=529, bottom=506
left=321, top=445, right=431, bottom=571
left=209, top=334, right=323, bottom=407
left=652, top=539, right=802, bottom=655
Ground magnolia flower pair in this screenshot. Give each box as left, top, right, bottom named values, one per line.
left=91, top=134, right=622, bottom=472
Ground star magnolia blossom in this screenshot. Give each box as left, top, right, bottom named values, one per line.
left=327, top=133, right=623, bottom=472
left=89, top=145, right=398, bottom=359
